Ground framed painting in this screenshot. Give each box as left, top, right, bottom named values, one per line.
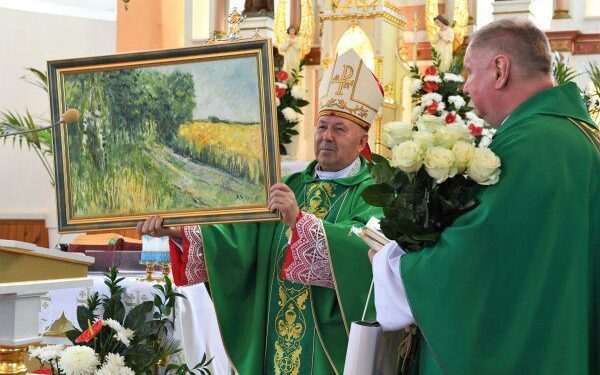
left=48, top=39, right=280, bottom=232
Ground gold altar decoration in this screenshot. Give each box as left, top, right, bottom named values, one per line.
left=226, top=8, right=246, bottom=40
left=273, top=0, right=287, bottom=49
left=332, top=0, right=377, bottom=12
left=0, top=345, right=28, bottom=375
left=425, top=0, right=469, bottom=52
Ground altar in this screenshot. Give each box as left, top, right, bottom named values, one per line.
left=39, top=273, right=231, bottom=375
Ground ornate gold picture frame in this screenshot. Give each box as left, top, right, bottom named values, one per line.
left=48, top=39, right=280, bottom=232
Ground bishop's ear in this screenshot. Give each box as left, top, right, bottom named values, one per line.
left=494, top=55, right=510, bottom=89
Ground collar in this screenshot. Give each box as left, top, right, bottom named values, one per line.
left=315, top=157, right=361, bottom=180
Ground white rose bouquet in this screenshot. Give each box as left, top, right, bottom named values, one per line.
left=361, top=62, right=501, bottom=252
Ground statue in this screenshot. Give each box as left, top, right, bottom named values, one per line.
left=226, top=8, right=246, bottom=39
left=281, top=26, right=302, bottom=75
left=431, top=15, right=455, bottom=72
left=244, top=0, right=274, bottom=14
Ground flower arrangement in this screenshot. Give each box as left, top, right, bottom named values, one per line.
left=363, top=61, right=500, bottom=252
left=274, top=59, right=309, bottom=155
left=30, top=267, right=212, bottom=375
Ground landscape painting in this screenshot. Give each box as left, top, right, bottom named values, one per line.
left=48, top=40, right=280, bottom=232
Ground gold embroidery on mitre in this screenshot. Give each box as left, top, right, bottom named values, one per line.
left=331, top=64, right=356, bottom=95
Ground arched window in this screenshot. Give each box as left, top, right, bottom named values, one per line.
left=335, top=25, right=375, bottom=72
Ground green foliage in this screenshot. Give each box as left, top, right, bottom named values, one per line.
left=166, top=353, right=214, bottom=375
left=0, top=68, right=54, bottom=184
left=551, top=53, right=580, bottom=85
left=431, top=49, right=441, bottom=70
left=277, top=58, right=309, bottom=155
left=63, top=267, right=210, bottom=374
left=361, top=154, right=480, bottom=252
left=447, top=52, right=465, bottom=75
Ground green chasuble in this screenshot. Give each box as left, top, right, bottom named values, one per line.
left=401, top=83, right=599, bottom=374
left=200, top=158, right=382, bottom=374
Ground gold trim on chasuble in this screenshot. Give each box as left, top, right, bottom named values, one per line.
left=271, top=182, right=338, bottom=374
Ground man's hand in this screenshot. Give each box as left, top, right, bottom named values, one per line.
left=268, top=183, right=300, bottom=228
left=136, top=215, right=181, bottom=238
left=368, top=249, right=377, bottom=263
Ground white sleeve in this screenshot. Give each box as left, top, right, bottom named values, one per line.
left=372, top=241, right=415, bottom=331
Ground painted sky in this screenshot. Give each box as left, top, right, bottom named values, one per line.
left=149, top=55, right=261, bottom=123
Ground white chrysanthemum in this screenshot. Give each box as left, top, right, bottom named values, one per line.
left=95, top=364, right=134, bottom=375
left=383, top=121, right=413, bottom=148
left=478, top=128, right=496, bottom=148
left=30, top=345, right=65, bottom=362
left=390, top=141, right=424, bottom=173
left=435, top=101, right=446, bottom=112
left=282, top=107, right=297, bottom=122
left=409, top=79, right=422, bottom=94
left=421, top=93, right=443, bottom=107
left=291, top=85, right=306, bottom=100
left=468, top=147, right=501, bottom=185
left=275, top=97, right=280, bottom=107
left=448, top=95, right=467, bottom=110
left=465, top=111, right=485, bottom=126
left=424, top=146, right=458, bottom=183
left=58, top=346, right=99, bottom=375
left=423, top=75, right=442, bottom=83
left=102, top=319, right=124, bottom=332
left=114, top=328, right=134, bottom=347
left=411, top=105, right=423, bottom=121
left=443, top=73, right=464, bottom=83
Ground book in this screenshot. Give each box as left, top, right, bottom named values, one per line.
left=351, top=217, right=391, bottom=252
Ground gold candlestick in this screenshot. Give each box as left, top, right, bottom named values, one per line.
left=160, top=263, right=172, bottom=281
left=0, top=344, right=29, bottom=375
left=139, top=262, right=160, bottom=282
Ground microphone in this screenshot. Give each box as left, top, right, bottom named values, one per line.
left=0, top=108, right=80, bottom=138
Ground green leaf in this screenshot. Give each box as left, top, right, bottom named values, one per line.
left=361, top=184, right=396, bottom=207
left=124, top=301, right=154, bottom=331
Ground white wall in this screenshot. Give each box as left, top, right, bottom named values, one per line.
left=0, top=6, right=116, bottom=246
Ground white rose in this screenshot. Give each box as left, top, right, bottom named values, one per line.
left=409, top=79, right=422, bottom=94
left=448, top=95, right=467, bottom=110
left=390, top=141, right=424, bottom=173
left=416, top=114, right=445, bottom=133
left=383, top=121, right=413, bottom=148
left=58, top=346, right=99, bottom=375
left=468, top=147, right=501, bottom=185
left=412, top=130, right=434, bottom=150
left=291, top=85, right=306, bottom=100
left=435, top=124, right=472, bottom=148
left=424, top=146, right=457, bottom=183
left=452, top=141, right=475, bottom=173
left=282, top=107, right=297, bottom=122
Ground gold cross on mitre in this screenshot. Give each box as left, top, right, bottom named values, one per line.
left=331, top=65, right=355, bottom=95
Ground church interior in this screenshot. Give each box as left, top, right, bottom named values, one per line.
left=0, top=0, right=598, bottom=374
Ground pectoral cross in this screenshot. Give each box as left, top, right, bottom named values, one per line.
left=332, top=65, right=355, bottom=95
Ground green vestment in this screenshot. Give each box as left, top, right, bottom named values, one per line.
left=200, top=158, right=382, bottom=374
left=401, top=83, right=599, bottom=374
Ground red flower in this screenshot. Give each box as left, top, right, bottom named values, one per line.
left=275, top=86, right=287, bottom=98
left=445, top=112, right=457, bottom=124
left=32, top=369, right=52, bottom=374
left=75, top=319, right=103, bottom=343
left=275, top=71, right=289, bottom=81
left=425, top=66, right=438, bottom=76
left=423, top=81, right=439, bottom=93
left=426, top=102, right=439, bottom=115
left=468, top=124, right=483, bottom=136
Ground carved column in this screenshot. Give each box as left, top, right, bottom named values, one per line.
left=553, top=0, right=570, bottom=19
left=290, top=0, right=301, bottom=29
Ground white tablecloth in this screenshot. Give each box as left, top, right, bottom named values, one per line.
left=39, top=273, right=230, bottom=374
